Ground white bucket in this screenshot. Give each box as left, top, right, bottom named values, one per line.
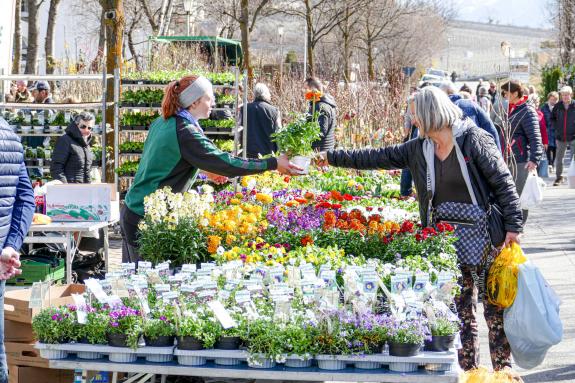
left=291, top=156, right=311, bottom=175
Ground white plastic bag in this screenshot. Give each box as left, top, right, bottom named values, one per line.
left=519, top=172, right=546, bottom=209
left=503, top=262, right=563, bottom=369
left=568, top=159, right=575, bottom=189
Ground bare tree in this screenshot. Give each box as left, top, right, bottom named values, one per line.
left=25, top=0, right=47, bottom=74
left=45, top=0, right=62, bottom=74
left=126, top=0, right=144, bottom=70
left=334, top=0, right=366, bottom=82
left=556, top=0, right=575, bottom=66
left=12, top=0, right=22, bottom=74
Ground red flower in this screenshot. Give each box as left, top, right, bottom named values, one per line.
left=343, top=193, right=353, bottom=201
left=400, top=221, right=414, bottom=233
left=330, top=190, right=344, bottom=202
left=415, top=233, right=424, bottom=242
left=295, top=197, right=307, bottom=204
left=331, top=203, right=342, bottom=210
left=301, top=236, right=314, bottom=246
left=315, top=202, right=332, bottom=209
left=284, top=176, right=291, bottom=183
left=366, top=206, right=373, bottom=212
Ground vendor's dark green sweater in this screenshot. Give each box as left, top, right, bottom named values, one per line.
left=125, top=115, right=277, bottom=216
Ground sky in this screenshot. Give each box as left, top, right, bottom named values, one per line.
left=453, top=0, right=554, bottom=29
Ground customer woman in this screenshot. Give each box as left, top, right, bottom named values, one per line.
left=51, top=111, right=95, bottom=183
left=121, top=75, right=300, bottom=263
left=316, top=86, right=523, bottom=371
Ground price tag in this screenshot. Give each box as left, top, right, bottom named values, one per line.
left=72, top=294, right=88, bottom=324
left=154, top=284, right=170, bottom=293
left=235, top=290, right=251, bottom=304
left=208, top=300, right=237, bottom=329
left=200, top=263, right=215, bottom=271
left=85, top=278, right=109, bottom=304
left=138, top=261, right=152, bottom=272
left=181, top=264, right=197, bottom=273
left=122, top=263, right=136, bottom=276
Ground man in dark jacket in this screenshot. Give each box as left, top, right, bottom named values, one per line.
left=550, top=86, right=575, bottom=185
left=245, top=83, right=280, bottom=158
left=51, top=112, right=95, bottom=183
left=0, top=117, right=35, bottom=383
left=440, top=81, right=501, bottom=149
left=305, top=77, right=337, bottom=151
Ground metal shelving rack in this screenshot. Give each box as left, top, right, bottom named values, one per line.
left=114, top=67, right=248, bottom=197
left=0, top=73, right=118, bottom=175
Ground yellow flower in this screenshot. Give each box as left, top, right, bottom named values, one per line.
left=226, top=234, right=237, bottom=245
left=347, top=180, right=356, bottom=187
left=207, top=235, right=222, bottom=254
left=255, top=193, right=273, bottom=204
left=230, top=198, right=241, bottom=205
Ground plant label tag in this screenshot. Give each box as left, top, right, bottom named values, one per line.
left=162, top=291, right=179, bottom=303
left=196, top=269, right=212, bottom=278
left=85, top=278, right=110, bottom=304
left=154, top=284, right=170, bottom=293
left=362, top=276, right=378, bottom=293
left=200, top=263, right=215, bottom=271
left=320, top=270, right=336, bottom=288
left=181, top=264, right=197, bottom=273
left=64, top=111, right=70, bottom=123
left=202, top=281, right=218, bottom=291
left=122, top=263, right=136, bottom=276
left=180, top=284, right=197, bottom=293
left=391, top=275, right=409, bottom=294
left=413, top=273, right=429, bottom=293
left=106, top=295, right=123, bottom=307
left=99, top=279, right=112, bottom=294
left=235, top=290, right=251, bottom=304
left=138, top=261, right=152, bottom=272
left=219, top=290, right=231, bottom=300
left=72, top=294, right=88, bottom=324
left=28, top=281, right=50, bottom=309
left=208, top=300, right=237, bottom=329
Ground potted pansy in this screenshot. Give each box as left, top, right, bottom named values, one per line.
left=176, top=308, right=219, bottom=350
left=313, top=309, right=353, bottom=370
left=387, top=318, right=430, bottom=357
left=271, top=113, right=321, bottom=175
left=143, top=312, right=176, bottom=347
left=106, top=305, right=143, bottom=350
left=425, top=317, right=459, bottom=352
left=32, top=306, right=75, bottom=360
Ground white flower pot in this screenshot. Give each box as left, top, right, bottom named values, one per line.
left=177, top=355, right=207, bottom=366
left=285, top=357, right=312, bottom=368
left=291, top=156, right=311, bottom=175
left=248, top=358, right=276, bottom=369
left=146, top=354, right=173, bottom=363
left=33, top=126, right=44, bottom=133
left=21, top=126, right=32, bottom=133
left=39, top=349, right=68, bottom=360
left=389, top=362, right=418, bottom=372
left=108, top=352, right=138, bottom=363
left=425, top=363, right=452, bottom=372
left=76, top=351, right=103, bottom=360
left=354, top=361, right=381, bottom=369
left=317, top=359, right=346, bottom=370
left=214, top=358, right=241, bottom=366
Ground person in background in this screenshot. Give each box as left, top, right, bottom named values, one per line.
left=536, top=105, right=549, bottom=177
left=440, top=81, right=501, bottom=149
left=315, top=86, right=522, bottom=372
left=50, top=112, right=95, bottom=184
left=540, top=91, right=558, bottom=173
left=400, top=91, right=419, bottom=197
left=304, top=77, right=337, bottom=151
left=528, top=85, right=540, bottom=107
left=550, top=86, right=575, bottom=186
left=30, top=81, right=54, bottom=105
left=210, top=86, right=234, bottom=121
left=488, top=81, right=498, bottom=104
left=501, top=80, right=543, bottom=224
left=475, top=78, right=484, bottom=98
left=121, top=75, right=301, bottom=262
left=478, top=86, right=492, bottom=115
left=245, top=83, right=280, bottom=158
left=0, top=117, right=35, bottom=383
left=14, top=81, right=31, bottom=103
left=460, top=83, right=472, bottom=94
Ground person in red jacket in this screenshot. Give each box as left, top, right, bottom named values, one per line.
left=536, top=108, right=549, bottom=177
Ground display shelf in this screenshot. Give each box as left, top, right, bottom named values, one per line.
left=121, top=82, right=235, bottom=89
left=120, top=105, right=233, bottom=112
left=0, top=102, right=115, bottom=110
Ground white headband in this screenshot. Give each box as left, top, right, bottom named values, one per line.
left=178, top=76, right=213, bottom=108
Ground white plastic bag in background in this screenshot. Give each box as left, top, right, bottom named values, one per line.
left=568, top=159, right=575, bottom=189
left=519, top=172, right=546, bottom=209
left=503, top=262, right=563, bottom=369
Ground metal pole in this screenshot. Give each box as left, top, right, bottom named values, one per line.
left=279, top=34, right=284, bottom=91
left=187, top=12, right=190, bottom=36
left=114, top=68, right=120, bottom=191
left=101, top=27, right=108, bottom=176
left=303, top=26, right=307, bottom=80
left=242, top=70, right=248, bottom=159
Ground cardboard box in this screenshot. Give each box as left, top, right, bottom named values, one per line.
left=5, top=342, right=47, bottom=368
left=4, top=321, right=35, bottom=343
left=8, top=365, right=73, bottom=383
left=46, top=183, right=115, bottom=222
left=4, top=284, right=86, bottom=323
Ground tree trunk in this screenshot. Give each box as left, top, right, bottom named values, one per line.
left=12, top=0, right=22, bottom=74
left=99, top=0, right=124, bottom=182
left=25, top=0, right=41, bottom=74
left=367, top=41, right=375, bottom=81
left=240, top=0, right=252, bottom=85
left=45, top=0, right=61, bottom=74
left=305, top=0, right=314, bottom=76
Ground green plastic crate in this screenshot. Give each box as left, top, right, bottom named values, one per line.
left=7, top=258, right=65, bottom=285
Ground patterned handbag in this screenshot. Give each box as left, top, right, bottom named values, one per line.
left=432, top=201, right=491, bottom=266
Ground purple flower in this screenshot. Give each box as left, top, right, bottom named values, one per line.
left=159, top=316, right=167, bottom=321
left=110, top=321, right=119, bottom=327
left=51, top=314, right=59, bottom=321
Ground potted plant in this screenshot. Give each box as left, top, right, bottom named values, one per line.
left=24, top=147, right=37, bottom=166
left=425, top=317, right=458, bottom=352
left=243, top=318, right=283, bottom=369
left=313, top=310, right=353, bottom=370
left=271, top=113, right=321, bottom=174
left=280, top=320, right=317, bottom=368
left=387, top=318, right=429, bottom=357
left=143, top=310, right=176, bottom=347
left=9, top=115, right=25, bottom=132
left=32, top=307, right=74, bottom=359
left=50, top=112, right=66, bottom=132
left=176, top=310, right=219, bottom=350
left=77, top=310, right=108, bottom=345
left=106, top=305, right=143, bottom=349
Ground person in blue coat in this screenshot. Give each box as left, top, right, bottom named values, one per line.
left=0, top=117, right=35, bottom=383
left=440, top=81, right=501, bottom=150
left=540, top=91, right=558, bottom=172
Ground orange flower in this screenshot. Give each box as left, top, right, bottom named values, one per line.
left=207, top=235, right=222, bottom=254
left=286, top=200, right=300, bottom=207
left=301, top=235, right=314, bottom=246
left=324, top=211, right=337, bottom=229
left=330, top=190, right=344, bottom=202
left=336, top=219, right=349, bottom=230
left=305, top=90, right=323, bottom=102
left=304, top=192, right=315, bottom=200
left=295, top=197, right=307, bottom=204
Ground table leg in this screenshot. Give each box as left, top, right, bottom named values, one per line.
left=66, top=232, right=74, bottom=284
left=104, top=225, right=109, bottom=272
left=112, top=372, right=118, bottom=383
left=160, top=375, right=167, bottom=383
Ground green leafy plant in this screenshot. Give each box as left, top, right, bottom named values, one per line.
left=50, top=112, right=66, bottom=126
left=120, top=141, right=145, bottom=153
left=387, top=319, right=430, bottom=345
left=216, top=94, right=235, bottom=105
left=430, top=317, right=459, bottom=336
left=32, top=307, right=75, bottom=344
left=214, top=139, right=234, bottom=152
left=77, top=310, right=109, bottom=345
left=107, top=306, right=143, bottom=350
left=143, top=317, right=176, bottom=341
left=199, top=119, right=235, bottom=129
left=115, top=160, right=140, bottom=176
left=177, top=310, right=220, bottom=348
left=271, top=113, right=321, bottom=156
left=25, top=147, right=36, bottom=159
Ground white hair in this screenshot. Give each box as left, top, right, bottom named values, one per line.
left=253, top=83, right=271, bottom=102
left=439, top=81, right=457, bottom=95
left=560, top=85, right=573, bottom=95
left=411, top=86, right=463, bottom=135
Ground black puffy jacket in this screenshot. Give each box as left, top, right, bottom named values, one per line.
left=310, top=94, right=337, bottom=151
left=246, top=98, right=280, bottom=158
left=327, top=122, right=523, bottom=233
left=508, top=100, right=543, bottom=164
left=50, top=122, right=94, bottom=183
left=550, top=99, right=575, bottom=142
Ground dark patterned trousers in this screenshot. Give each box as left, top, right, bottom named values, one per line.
left=455, top=265, right=512, bottom=371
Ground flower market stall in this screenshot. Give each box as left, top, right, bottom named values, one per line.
left=32, top=168, right=464, bottom=382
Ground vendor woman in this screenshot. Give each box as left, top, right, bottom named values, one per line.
left=121, top=75, right=301, bottom=262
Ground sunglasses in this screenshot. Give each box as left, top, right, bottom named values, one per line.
left=78, top=124, right=92, bottom=131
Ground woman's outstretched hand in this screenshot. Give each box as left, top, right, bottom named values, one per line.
left=314, top=151, right=329, bottom=169
left=276, top=154, right=304, bottom=175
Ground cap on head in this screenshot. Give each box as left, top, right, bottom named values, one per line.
left=29, top=81, right=50, bottom=92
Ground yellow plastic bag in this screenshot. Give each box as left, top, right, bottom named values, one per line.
left=486, top=242, right=527, bottom=308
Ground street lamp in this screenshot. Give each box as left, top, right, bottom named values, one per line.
left=183, top=0, right=194, bottom=36
left=278, top=26, right=284, bottom=90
